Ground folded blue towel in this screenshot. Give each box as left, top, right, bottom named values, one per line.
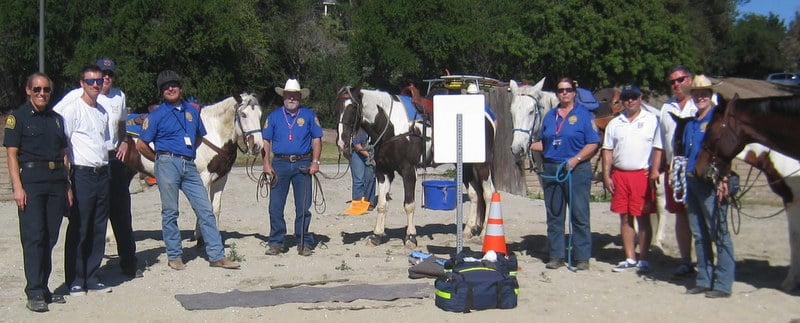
left=409, top=251, right=432, bottom=259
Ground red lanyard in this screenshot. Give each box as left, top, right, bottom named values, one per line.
left=554, top=111, right=569, bottom=136
left=282, top=107, right=298, bottom=141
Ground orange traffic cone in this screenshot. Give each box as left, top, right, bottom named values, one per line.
left=482, top=192, right=508, bottom=255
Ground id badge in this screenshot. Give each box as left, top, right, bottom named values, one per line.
left=184, top=136, right=192, bottom=146
left=552, top=139, right=562, bottom=146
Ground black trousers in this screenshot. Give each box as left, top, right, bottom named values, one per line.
left=18, top=177, right=66, bottom=299
left=108, top=157, right=137, bottom=272
left=65, top=167, right=110, bottom=288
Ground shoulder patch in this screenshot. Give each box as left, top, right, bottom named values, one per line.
left=315, top=117, right=321, bottom=126
left=264, top=119, right=269, bottom=129
left=142, top=117, right=149, bottom=130
left=5, top=115, right=15, bottom=129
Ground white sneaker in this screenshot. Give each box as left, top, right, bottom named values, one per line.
left=612, top=259, right=637, bottom=272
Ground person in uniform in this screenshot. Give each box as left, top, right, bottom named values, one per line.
left=135, top=70, right=240, bottom=270
left=54, top=65, right=113, bottom=296
left=4, top=72, right=69, bottom=312
left=262, top=78, right=323, bottom=257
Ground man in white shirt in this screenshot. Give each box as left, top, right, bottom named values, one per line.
left=656, top=65, right=697, bottom=276
left=602, top=84, right=663, bottom=274
left=53, top=65, right=112, bottom=296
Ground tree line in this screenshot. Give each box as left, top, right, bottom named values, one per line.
left=0, top=0, right=797, bottom=127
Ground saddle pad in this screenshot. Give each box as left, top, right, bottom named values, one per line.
left=175, top=282, right=432, bottom=310
left=398, top=95, right=426, bottom=122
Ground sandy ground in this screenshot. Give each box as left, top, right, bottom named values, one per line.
left=0, top=164, right=798, bottom=322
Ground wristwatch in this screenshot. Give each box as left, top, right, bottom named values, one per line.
left=575, top=156, right=582, bottom=162
left=312, top=160, right=321, bottom=165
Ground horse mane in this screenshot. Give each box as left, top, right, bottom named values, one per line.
left=732, top=95, right=800, bottom=118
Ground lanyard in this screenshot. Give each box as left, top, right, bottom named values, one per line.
left=554, top=111, right=569, bottom=136
left=282, top=107, right=298, bottom=141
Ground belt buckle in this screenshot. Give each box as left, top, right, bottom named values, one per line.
left=289, top=155, right=299, bottom=162
left=48, top=161, right=56, bottom=170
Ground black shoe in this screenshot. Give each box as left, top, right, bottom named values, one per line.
left=124, top=268, right=144, bottom=278
left=686, top=286, right=711, bottom=295
left=47, top=294, right=66, bottom=304
left=545, top=258, right=565, bottom=269
left=705, top=290, right=731, bottom=298
left=575, top=260, right=590, bottom=271
left=26, top=296, right=48, bottom=313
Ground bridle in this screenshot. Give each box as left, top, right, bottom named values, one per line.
left=510, top=93, right=545, bottom=171
left=233, top=99, right=262, bottom=155
left=701, top=104, right=741, bottom=184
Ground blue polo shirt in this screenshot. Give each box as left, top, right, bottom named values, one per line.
left=262, top=106, right=323, bottom=155
left=139, top=100, right=206, bottom=158
left=683, top=106, right=716, bottom=172
left=540, top=104, right=599, bottom=163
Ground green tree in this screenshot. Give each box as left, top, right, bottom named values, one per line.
left=724, top=13, right=788, bottom=78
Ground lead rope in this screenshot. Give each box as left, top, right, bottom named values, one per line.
left=539, top=161, right=575, bottom=271
left=670, top=156, right=688, bottom=203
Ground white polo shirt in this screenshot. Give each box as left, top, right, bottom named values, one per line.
left=54, top=96, right=109, bottom=167
left=54, top=87, right=127, bottom=151
left=602, top=108, right=662, bottom=170
left=660, top=97, right=697, bottom=161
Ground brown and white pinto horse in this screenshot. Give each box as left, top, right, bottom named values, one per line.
left=335, top=85, right=496, bottom=248
left=126, top=93, right=264, bottom=239
left=695, top=94, right=800, bottom=291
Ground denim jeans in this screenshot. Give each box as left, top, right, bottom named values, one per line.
left=350, top=153, right=376, bottom=205
left=268, top=158, right=314, bottom=248
left=686, top=177, right=735, bottom=294
left=540, top=161, right=593, bottom=262
left=155, top=155, right=224, bottom=262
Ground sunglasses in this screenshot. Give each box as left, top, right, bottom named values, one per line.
left=32, top=86, right=52, bottom=94
left=102, top=70, right=115, bottom=78
left=669, top=76, right=688, bottom=85
left=161, top=82, right=181, bottom=91
left=83, top=78, right=105, bottom=86
left=621, top=94, right=640, bottom=101
left=556, top=88, right=575, bottom=94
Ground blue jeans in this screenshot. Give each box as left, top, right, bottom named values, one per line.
left=540, top=161, right=593, bottom=261
left=155, top=155, right=224, bottom=262
left=268, top=158, right=314, bottom=248
left=350, top=153, right=376, bottom=205
left=686, top=177, right=735, bottom=294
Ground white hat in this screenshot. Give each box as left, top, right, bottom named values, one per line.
left=466, top=84, right=479, bottom=94
left=275, top=78, right=310, bottom=99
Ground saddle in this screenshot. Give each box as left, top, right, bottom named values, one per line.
left=593, top=87, right=624, bottom=131
left=400, top=83, right=433, bottom=122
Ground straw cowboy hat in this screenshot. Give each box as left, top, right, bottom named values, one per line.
left=690, top=74, right=717, bottom=91
left=275, top=78, right=310, bottom=99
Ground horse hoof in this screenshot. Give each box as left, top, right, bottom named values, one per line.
left=366, top=234, right=383, bottom=246
left=404, top=235, right=418, bottom=249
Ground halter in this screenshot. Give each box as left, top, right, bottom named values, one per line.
left=511, top=94, right=546, bottom=172
left=233, top=98, right=262, bottom=155
left=701, top=104, right=740, bottom=185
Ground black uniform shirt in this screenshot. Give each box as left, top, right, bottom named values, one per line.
left=3, top=101, right=67, bottom=164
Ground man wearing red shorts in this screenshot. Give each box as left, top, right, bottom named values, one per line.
left=602, top=84, right=662, bottom=274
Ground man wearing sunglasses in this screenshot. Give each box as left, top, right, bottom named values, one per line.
left=135, top=70, right=240, bottom=271
left=53, top=65, right=113, bottom=296
left=656, top=65, right=697, bottom=277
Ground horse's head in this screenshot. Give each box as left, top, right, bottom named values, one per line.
left=695, top=95, right=746, bottom=182
left=509, top=77, right=551, bottom=158
left=335, top=84, right=363, bottom=159
left=233, top=93, right=264, bottom=155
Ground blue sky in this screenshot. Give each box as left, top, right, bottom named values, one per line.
left=738, top=0, right=799, bottom=27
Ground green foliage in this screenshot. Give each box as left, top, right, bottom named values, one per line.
left=723, top=13, right=789, bottom=78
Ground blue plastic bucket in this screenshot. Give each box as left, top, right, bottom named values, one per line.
left=422, top=180, right=457, bottom=210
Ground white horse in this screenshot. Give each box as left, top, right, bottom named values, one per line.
left=735, top=143, right=800, bottom=291
left=335, top=86, right=496, bottom=248
left=127, top=93, right=264, bottom=240
left=508, top=78, right=559, bottom=169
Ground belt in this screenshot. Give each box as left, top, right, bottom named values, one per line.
left=22, top=161, right=63, bottom=170
left=108, top=150, right=117, bottom=159
left=156, top=152, right=194, bottom=161
left=274, top=153, right=312, bottom=163
left=73, top=164, right=109, bottom=174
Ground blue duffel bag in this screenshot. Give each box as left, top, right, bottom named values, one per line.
left=434, top=251, right=519, bottom=312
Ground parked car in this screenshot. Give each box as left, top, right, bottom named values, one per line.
left=766, top=72, right=800, bottom=86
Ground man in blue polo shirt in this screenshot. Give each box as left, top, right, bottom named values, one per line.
left=136, top=70, right=239, bottom=270
left=262, top=78, right=323, bottom=257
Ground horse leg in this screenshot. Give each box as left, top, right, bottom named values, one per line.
left=401, top=167, right=418, bottom=249
left=651, top=172, right=668, bottom=250
left=368, top=176, right=390, bottom=246
left=782, top=192, right=800, bottom=292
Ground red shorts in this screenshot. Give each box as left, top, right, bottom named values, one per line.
left=610, top=169, right=654, bottom=216
left=664, top=171, right=687, bottom=214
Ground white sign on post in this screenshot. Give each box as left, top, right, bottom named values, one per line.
left=432, top=94, right=486, bottom=163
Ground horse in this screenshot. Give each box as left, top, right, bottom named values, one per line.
left=508, top=78, right=559, bottom=172
left=335, top=85, right=496, bottom=248
left=126, top=93, right=264, bottom=240
left=693, top=94, right=800, bottom=291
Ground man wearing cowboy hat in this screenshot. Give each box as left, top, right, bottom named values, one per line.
left=679, top=75, right=735, bottom=298
left=262, top=78, right=322, bottom=257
